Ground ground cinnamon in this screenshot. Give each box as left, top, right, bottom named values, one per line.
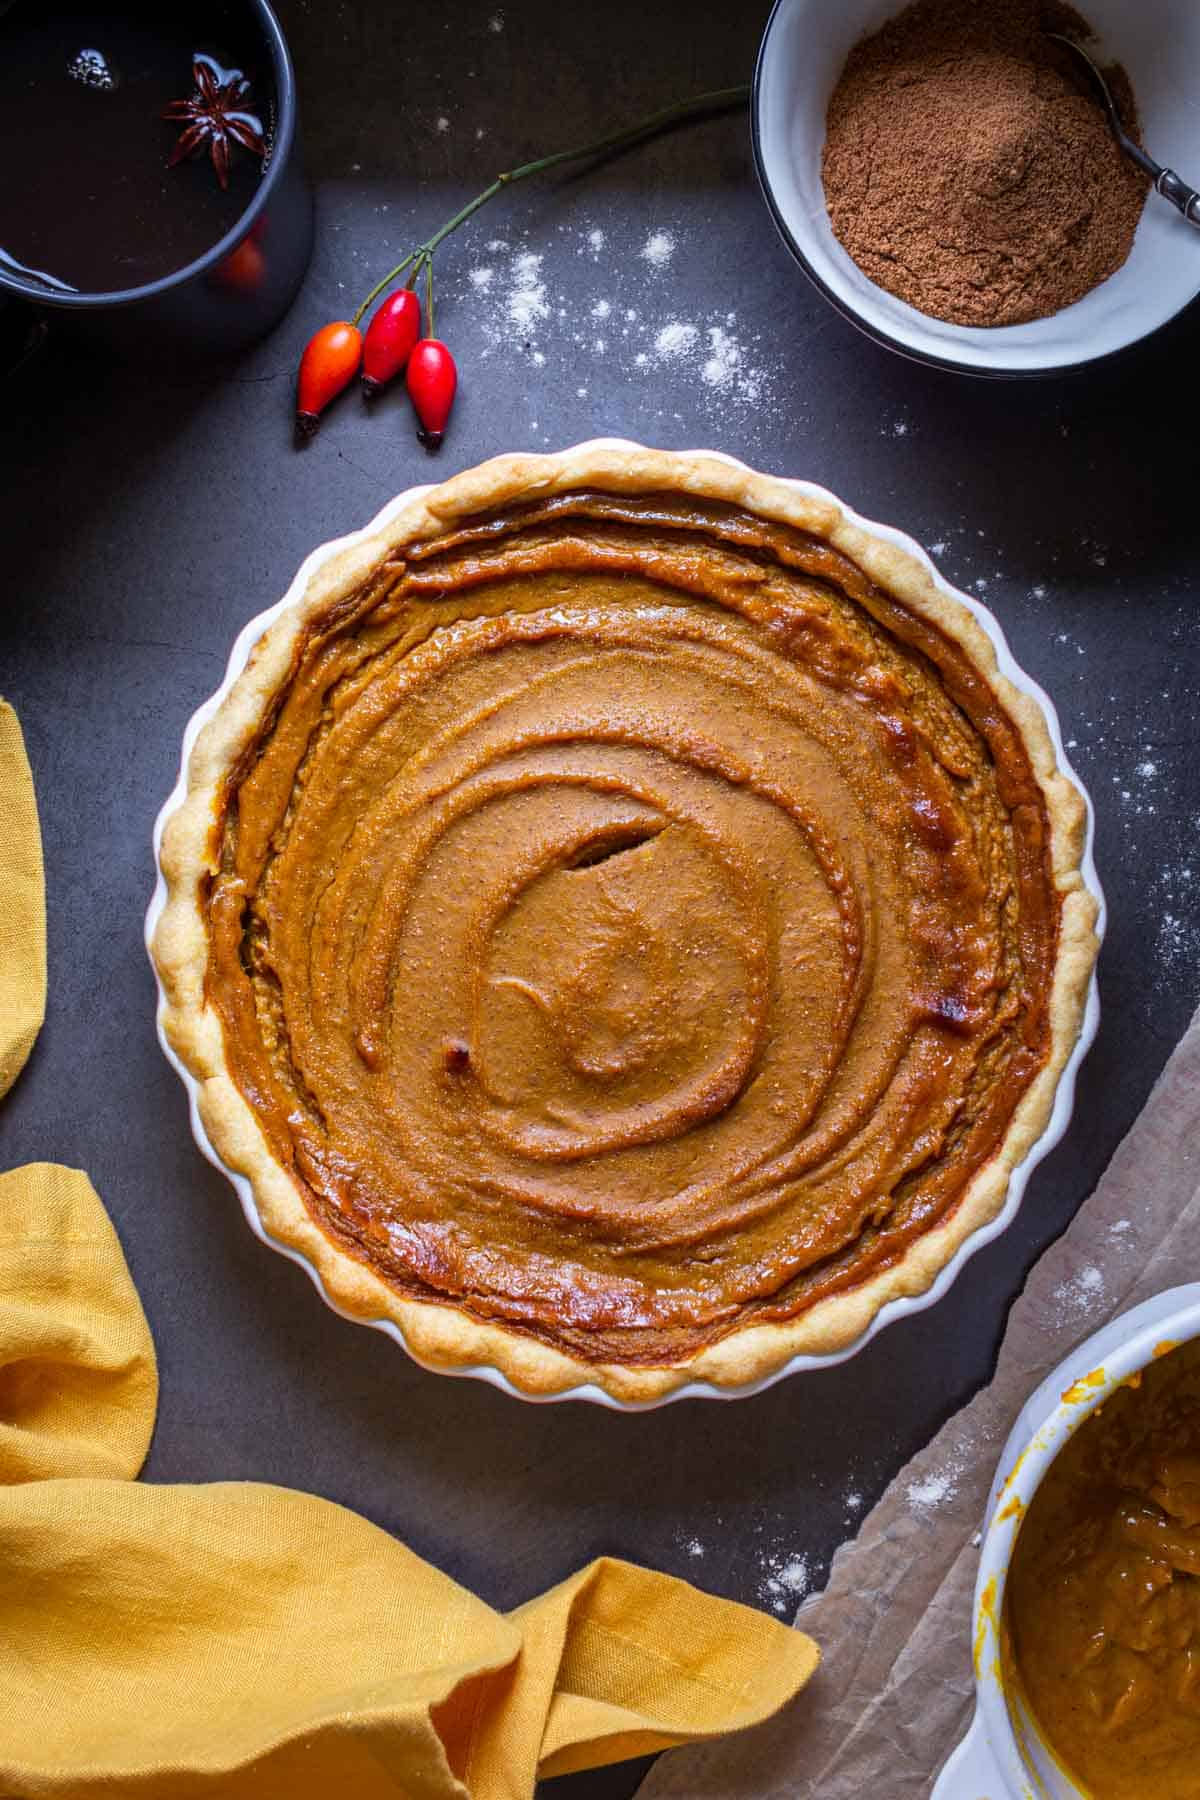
left=822, top=0, right=1148, bottom=328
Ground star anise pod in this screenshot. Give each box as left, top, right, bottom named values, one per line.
left=162, top=55, right=266, bottom=191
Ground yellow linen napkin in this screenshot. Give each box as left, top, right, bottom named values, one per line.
left=0, top=700, right=46, bottom=1098
left=0, top=1161, right=819, bottom=1798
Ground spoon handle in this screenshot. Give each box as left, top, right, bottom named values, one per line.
left=1155, top=168, right=1200, bottom=228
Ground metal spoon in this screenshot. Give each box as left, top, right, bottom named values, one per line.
left=1047, top=33, right=1200, bottom=228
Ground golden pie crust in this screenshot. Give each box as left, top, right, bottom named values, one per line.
left=153, top=446, right=1099, bottom=1402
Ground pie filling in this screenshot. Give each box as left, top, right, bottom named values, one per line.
left=205, top=492, right=1060, bottom=1366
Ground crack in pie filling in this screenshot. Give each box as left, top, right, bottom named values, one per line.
left=154, top=449, right=1099, bottom=1400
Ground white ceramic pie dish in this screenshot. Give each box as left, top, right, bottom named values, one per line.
left=753, top=0, right=1200, bottom=375
left=934, top=1284, right=1200, bottom=1798
left=144, top=440, right=1105, bottom=1409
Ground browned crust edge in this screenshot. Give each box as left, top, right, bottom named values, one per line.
left=152, top=445, right=1100, bottom=1403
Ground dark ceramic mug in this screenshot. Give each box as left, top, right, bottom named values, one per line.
left=0, top=0, right=312, bottom=367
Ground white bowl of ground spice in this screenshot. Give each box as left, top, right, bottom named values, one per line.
left=753, top=0, right=1200, bottom=375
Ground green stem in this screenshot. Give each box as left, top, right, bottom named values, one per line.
left=424, top=254, right=434, bottom=339
left=351, top=83, right=750, bottom=325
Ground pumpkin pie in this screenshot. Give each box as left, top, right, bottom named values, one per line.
left=153, top=446, right=1100, bottom=1402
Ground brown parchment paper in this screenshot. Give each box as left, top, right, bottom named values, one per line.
left=637, top=1003, right=1200, bottom=1799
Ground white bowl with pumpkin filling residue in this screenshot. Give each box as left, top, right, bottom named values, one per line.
left=937, top=1284, right=1200, bottom=1798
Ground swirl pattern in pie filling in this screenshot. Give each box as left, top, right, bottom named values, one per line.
left=205, top=491, right=1061, bottom=1366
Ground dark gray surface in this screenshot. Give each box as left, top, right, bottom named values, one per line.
left=2, top=4, right=1199, bottom=1796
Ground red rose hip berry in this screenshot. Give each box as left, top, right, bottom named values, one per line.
left=406, top=338, right=458, bottom=449
left=295, top=321, right=362, bottom=437
left=361, top=288, right=422, bottom=398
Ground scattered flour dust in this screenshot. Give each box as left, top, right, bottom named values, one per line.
left=1159, top=910, right=1192, bottom=978
left=506, top=252, right=548, bottom=334
left=1124, top=762, right=1196, bottom=990
left=1052, top=1263, right=1106, bottom=1318
left=701, top=325, right=762, bottom=402
left=641, top=230, right=676, bottom=269
left=907, top=1472, right=954, bottom=1511
left=654, top=321, right=699, bottom=360
left=1111, top=746, right=1195, bottom=991
left=907, top=1444, right=971, bottom=1515
left=450, top=225, right=780, bottom=418
left=758, top=1551, right=812, bottom=1613
left=644, top=313, right=769, bottom=406
left=1069, top=707, right=1199, bottom=1004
